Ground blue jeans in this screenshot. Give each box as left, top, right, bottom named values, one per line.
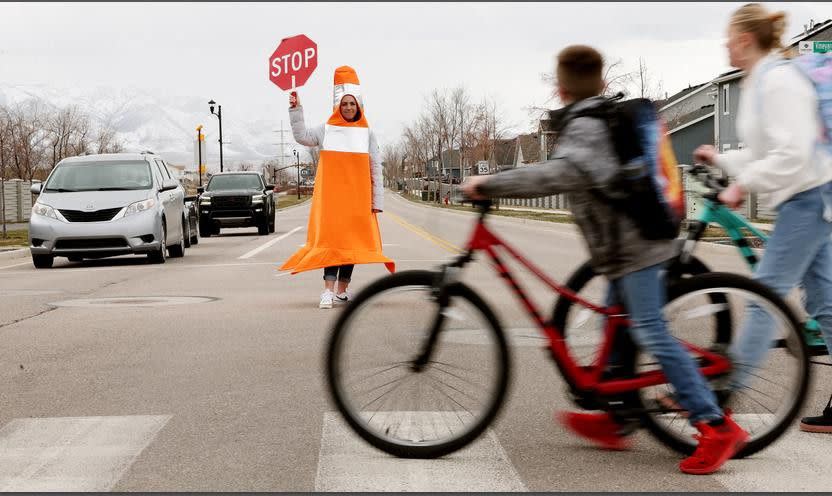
left=607, top=264, right=723, bottom=424
left=731, top=183, right=832, bottom=388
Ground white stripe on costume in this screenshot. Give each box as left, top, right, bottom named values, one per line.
left=322, top=125, right=370, bottom=154
left=333, top=83, right=363, bottom=107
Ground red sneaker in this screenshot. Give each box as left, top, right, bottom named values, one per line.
left=556, top=411, right=633, bottom=451
left=679, top=415, right=749, bottom=475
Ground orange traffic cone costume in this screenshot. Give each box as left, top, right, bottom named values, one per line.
left=280, top=66, right=395, bottom=275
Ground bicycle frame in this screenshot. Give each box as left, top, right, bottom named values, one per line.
left=448, top=208, right=732, bottom=397
left=681, top=197, right=769, bottom=267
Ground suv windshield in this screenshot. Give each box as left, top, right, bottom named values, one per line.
left=207, top=174, right=263, bottom=191
left=44, top=161, right=152, bottom=192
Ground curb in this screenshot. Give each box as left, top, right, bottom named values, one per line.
left=277, top=198, right=312, bottom=212
left=0, top=248, right=29, bottom=261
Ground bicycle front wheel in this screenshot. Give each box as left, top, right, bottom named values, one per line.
left=637, top=272, right=809, bottom=458
left=326, top=270, right=510, bottom=459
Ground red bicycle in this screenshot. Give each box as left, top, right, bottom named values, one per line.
left=326, top=200, right=809, bottom=459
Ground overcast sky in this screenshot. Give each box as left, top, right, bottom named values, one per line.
left=1, top=2, right=829, bottom=150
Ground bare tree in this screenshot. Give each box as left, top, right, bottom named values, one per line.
left=381, top=141, right=404, bottom=182
left=7, top=101, right=49, bottom=181
left=0, top=105, right=10, bottom=181
left=628, top=57, right=664, bottom=101
left=94, top=117, right=125, bottom=154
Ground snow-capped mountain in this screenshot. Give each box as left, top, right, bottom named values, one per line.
left=0, top=84, right=288, bottom=169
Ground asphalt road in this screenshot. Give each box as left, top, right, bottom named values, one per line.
left=0, top=191, right=829, bottom=491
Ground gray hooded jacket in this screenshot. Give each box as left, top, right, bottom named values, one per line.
left=479, top=96, right=674, bottom=280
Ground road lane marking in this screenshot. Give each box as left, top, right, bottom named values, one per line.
left=0, top=415, right=171, bottom=491
left=238, top=226, right=303, bottom=259
left=315, top=412, right=527, bottom=491
left=50, top=296, right=217, bottom=308
left=385, top=212, right=463, bottom=254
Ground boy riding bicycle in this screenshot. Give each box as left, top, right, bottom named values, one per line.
left=462, top=45, right=748, bottom=475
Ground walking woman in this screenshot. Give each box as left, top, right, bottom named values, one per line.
left=694, top=3, right=832, bottom=433
left=280, top=66, right=395, bottom=308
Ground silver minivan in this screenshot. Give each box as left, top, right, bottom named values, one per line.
left=28, top=152, right=187, bottom=268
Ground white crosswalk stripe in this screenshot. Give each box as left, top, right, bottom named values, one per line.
left=315, top=412, right=527, bottom=492
left=0, top=415, right=171, bottom=491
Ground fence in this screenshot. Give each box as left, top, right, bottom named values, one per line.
left=1, top=179, right=34, bottom=225
left=396, top=166, right=773, bottom=221
left=399, top=177, right=570, bottom=210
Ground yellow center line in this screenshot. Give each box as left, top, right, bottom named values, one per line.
left=385, top=212, right=463, bottom=254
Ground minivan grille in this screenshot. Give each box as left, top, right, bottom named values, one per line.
left=59, top=207, right=122, bottom=222
left=212, top=196, right=250, bottom=209
left=55, top=238, right=129, bottom=250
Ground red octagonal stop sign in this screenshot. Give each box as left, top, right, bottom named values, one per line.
left=269, top=34, right=318, bottom=91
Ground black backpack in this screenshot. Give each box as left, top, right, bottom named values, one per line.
left=552, top=95, right=685, bottom=240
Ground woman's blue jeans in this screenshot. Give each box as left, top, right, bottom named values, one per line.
left=730, top=183, right=832, bottom=389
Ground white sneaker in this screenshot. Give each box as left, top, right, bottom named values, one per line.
left=320, top=289, right=334, bottom=309
left=334, top=289, right=353, bottom=304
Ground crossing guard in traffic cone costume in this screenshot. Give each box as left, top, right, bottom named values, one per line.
left=280, top=66, right=395, bottom=275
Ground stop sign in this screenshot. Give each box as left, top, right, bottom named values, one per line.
left=269, top=34, right=318, bottom=91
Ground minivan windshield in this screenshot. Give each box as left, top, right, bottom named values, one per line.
left=206, top=174, right=263, bottom=191
left=44, top=161, right=153, bottom=192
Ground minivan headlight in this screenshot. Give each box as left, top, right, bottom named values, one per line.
left=251, top=194, right=264, bottom=203
left=125, top=198, right=156, bottom=216
left=32, top=202, right=58, bottom=219
left=200, top=196, right=211, bottom=205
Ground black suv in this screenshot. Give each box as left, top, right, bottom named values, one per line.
left=197, top=172, right=276, bottom=236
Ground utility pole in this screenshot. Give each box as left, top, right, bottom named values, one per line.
left=272, top=121, right=292, bottom=185
left=293, top=149, right=301, bottom=200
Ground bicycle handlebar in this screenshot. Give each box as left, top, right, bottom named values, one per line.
left=683, top=164, right=729, bottom=201
left=452, top=194, right=493, bottom=215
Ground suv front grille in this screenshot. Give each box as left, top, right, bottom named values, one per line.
left=55, top=238, right=129, bottom=250
left=59, top=207, right=122, bottom=222
left=212, top=196, right=250, bottom=209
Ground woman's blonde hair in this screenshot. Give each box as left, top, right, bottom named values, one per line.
left=730, top=3, right=787, bottom=51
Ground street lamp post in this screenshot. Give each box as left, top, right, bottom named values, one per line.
left=196, top=125, right=204, bottom=188
left=293, top=149, right=301, bottom=200
left=208, top=100, right=224, bottom=172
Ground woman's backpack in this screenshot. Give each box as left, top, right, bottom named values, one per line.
left=757, top=53, right=832, bottom=156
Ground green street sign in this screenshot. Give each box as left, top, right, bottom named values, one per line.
left=814, top=41, right=832, bottom=53
left=800, top=40, right=832, bottom=54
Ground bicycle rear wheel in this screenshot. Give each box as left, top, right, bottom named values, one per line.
left=635, top=272, right=809, bottom=458
left=326, top=270, right=510, bottom=459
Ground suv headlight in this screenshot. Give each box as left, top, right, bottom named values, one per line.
left=251, top=194, right=264, bottom=204
left=200, top=196, right=211, bottom=205
left=124, top=198, right=156, bottom=217
left=32, top=202, right=58, bottom=219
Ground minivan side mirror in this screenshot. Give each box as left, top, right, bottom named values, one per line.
left=30, top=183, right=42, bottom=195
left=160, top=179, right=178, bottom=192
left=197, top=186, right=205, bottom=194
left=265, top=184, right=275, bottom=191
